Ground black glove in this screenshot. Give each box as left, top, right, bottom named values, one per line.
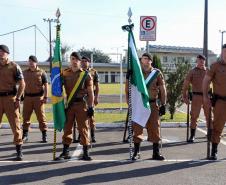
left=126, top=70, right=133, bottom=79
left=87, top=107, right=94, bottom=117
left=159, top=105, right=166, bottom=116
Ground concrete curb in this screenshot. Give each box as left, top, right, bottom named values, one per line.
left=0, top=122, right=209, bottom=129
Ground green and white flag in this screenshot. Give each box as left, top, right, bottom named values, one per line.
left=128, top=31, right=151, bottom=127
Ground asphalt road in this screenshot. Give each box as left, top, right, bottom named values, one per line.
left=0, top=127, right=226, bottom=185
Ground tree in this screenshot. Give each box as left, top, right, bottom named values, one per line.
left=61, top=44, right=71, bottom=62
left=78, top=48, right=112, bottom=63
left=166, top=61, right=191, bottom=119
left=152, top=54, right=163, bottom=72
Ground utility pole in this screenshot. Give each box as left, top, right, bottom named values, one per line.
left=203, top=0, right=208, bottom=66
left=43, top=18, right=57, bottom=62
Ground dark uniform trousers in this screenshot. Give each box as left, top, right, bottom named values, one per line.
left=133, top=103, right=160, bottom=143
left=89, top=116, right=95, bottom=129
left=212, top=100, right=226, bottom=144
left=0, top=96, right=23, bottom=145
left=63, top=101, right=90, bottom=146
left=23, top=96, right=47, bottom=131
left=191, top=95, right=211, bottom=129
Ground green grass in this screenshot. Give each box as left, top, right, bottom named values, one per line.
left=161, top=112, right=187, bottom=122
left=48, top=83, right=125, bottom=96
left=99, top=83, right=125, bottom=95
left=96, top=103, right=127, bottom=109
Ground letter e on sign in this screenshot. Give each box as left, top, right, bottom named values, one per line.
left=140, top=16, right=157, bottom=41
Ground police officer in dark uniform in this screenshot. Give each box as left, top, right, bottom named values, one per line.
left=57, top=52, right=94, bottom=161
left=182, top=54, right=210, bottom=142
left=0, top=44, right=25, bottom=160
left=22, top=55, right=48, bottom=143
left=81, top=56, right=99, bottom=142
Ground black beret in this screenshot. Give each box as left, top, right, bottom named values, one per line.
left=29, top=55, right=38, bottom=63
left=81, top=56, right=91, bottom=62
left=197, top=54, right=206, bottom=60
left=70, top=52, right=81, bottom=61
left=142, top=53, right=153, bottom=60
left=0, top=45, right=10, bottom=54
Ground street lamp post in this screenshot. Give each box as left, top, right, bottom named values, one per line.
left=112, top=46, right=124, bottom=111
left=119, top=53, right=123, bottom=111
left=219, top=30, right=226, bottom=54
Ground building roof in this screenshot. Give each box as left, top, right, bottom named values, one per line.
left=16, top=61, right=127, bottom=68
left=141, top=45, right=215, bottom=55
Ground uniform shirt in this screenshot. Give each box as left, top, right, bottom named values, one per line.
left=62, top=68, right=93, bottom=98
left=88, top=68, right=99, bottom=92
left=88, top=68, right=99, bottom=84
left=184, top=67, right=206, bottom=92
left=23, top=67, right=47, bottom=94
left=143, top=68, right=165, bottom=100
left=207, top=61, right=226, bottom=96
left=0, top=60, right=23, bottom=92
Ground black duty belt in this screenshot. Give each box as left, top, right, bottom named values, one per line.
left=214, top=94, right=226, bottom=101
left=149, top=99, right=157, bottom=103
left=192, top=92, right=203, bottom=96
left=0, top=91, right=16, bottom=96
left=25, top=91, right=43, bottom=97
left=73, top=97, right=84, bottom=102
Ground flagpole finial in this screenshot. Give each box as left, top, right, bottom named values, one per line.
left=127, top=7, right=132, bottom=25
left=122, top=7, right=134, bottom=32
left=56, top=8, right=61, bottom=23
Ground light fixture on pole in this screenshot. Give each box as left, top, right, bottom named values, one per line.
left=219, top=30, right=226, bottom=54
left=43, top=17, right=57, bottom=62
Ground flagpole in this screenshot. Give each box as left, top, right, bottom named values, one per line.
left=53, top=8, right=61, bottom=161
left=122, top=8, right=134, bottom=160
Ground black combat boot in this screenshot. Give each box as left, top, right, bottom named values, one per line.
left=132, top=142, right=141, bottom=161
left=55, top=144, right=71, bottom=160
left=209, top=143, right=218, bottom=160
left=74, top=134, right=80, bottom=143
left=41, top=130, right=48, bottom=143
left=152, top=143, right=165, bottom=160
left=22, top=130, right=28, bottom=142
left=15, top=145, right=23, bottom=161
left=187, top=129, right=196, bottom=143
left=80, top=145, right=92, bottom=161
left=91, top=129, right=96, bottom=143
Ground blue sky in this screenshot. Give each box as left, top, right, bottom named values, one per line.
left=0, top=0, right=226, bottom=61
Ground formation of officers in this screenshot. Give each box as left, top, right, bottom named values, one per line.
left=0, top=43, right=226, bottom=161
left=0, top=44, right=99, bottom=161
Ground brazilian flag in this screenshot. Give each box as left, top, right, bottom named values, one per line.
left=51, top=24, right=66, bottom=131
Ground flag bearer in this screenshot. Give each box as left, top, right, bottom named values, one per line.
left=22, top=55, right=48, bottom=143
left=126, top=53, right=167, bottom=160
left=56, top=52, right=94, bottom=161
left=0, top=44, right=25, bottom=160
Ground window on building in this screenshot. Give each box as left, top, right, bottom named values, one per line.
left=177, top=57, right=185, bottom=63
left=163, top=56, right=168, bottom=63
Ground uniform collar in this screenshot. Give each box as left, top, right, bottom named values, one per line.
left=195, top=66, right=206, bottom=71
left=28, top=66, right=40, bottom=72
left=70, top=67, right=83, bottom=73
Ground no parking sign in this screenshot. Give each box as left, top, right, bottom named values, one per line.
left=140, top=16, right=157, bottom=41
